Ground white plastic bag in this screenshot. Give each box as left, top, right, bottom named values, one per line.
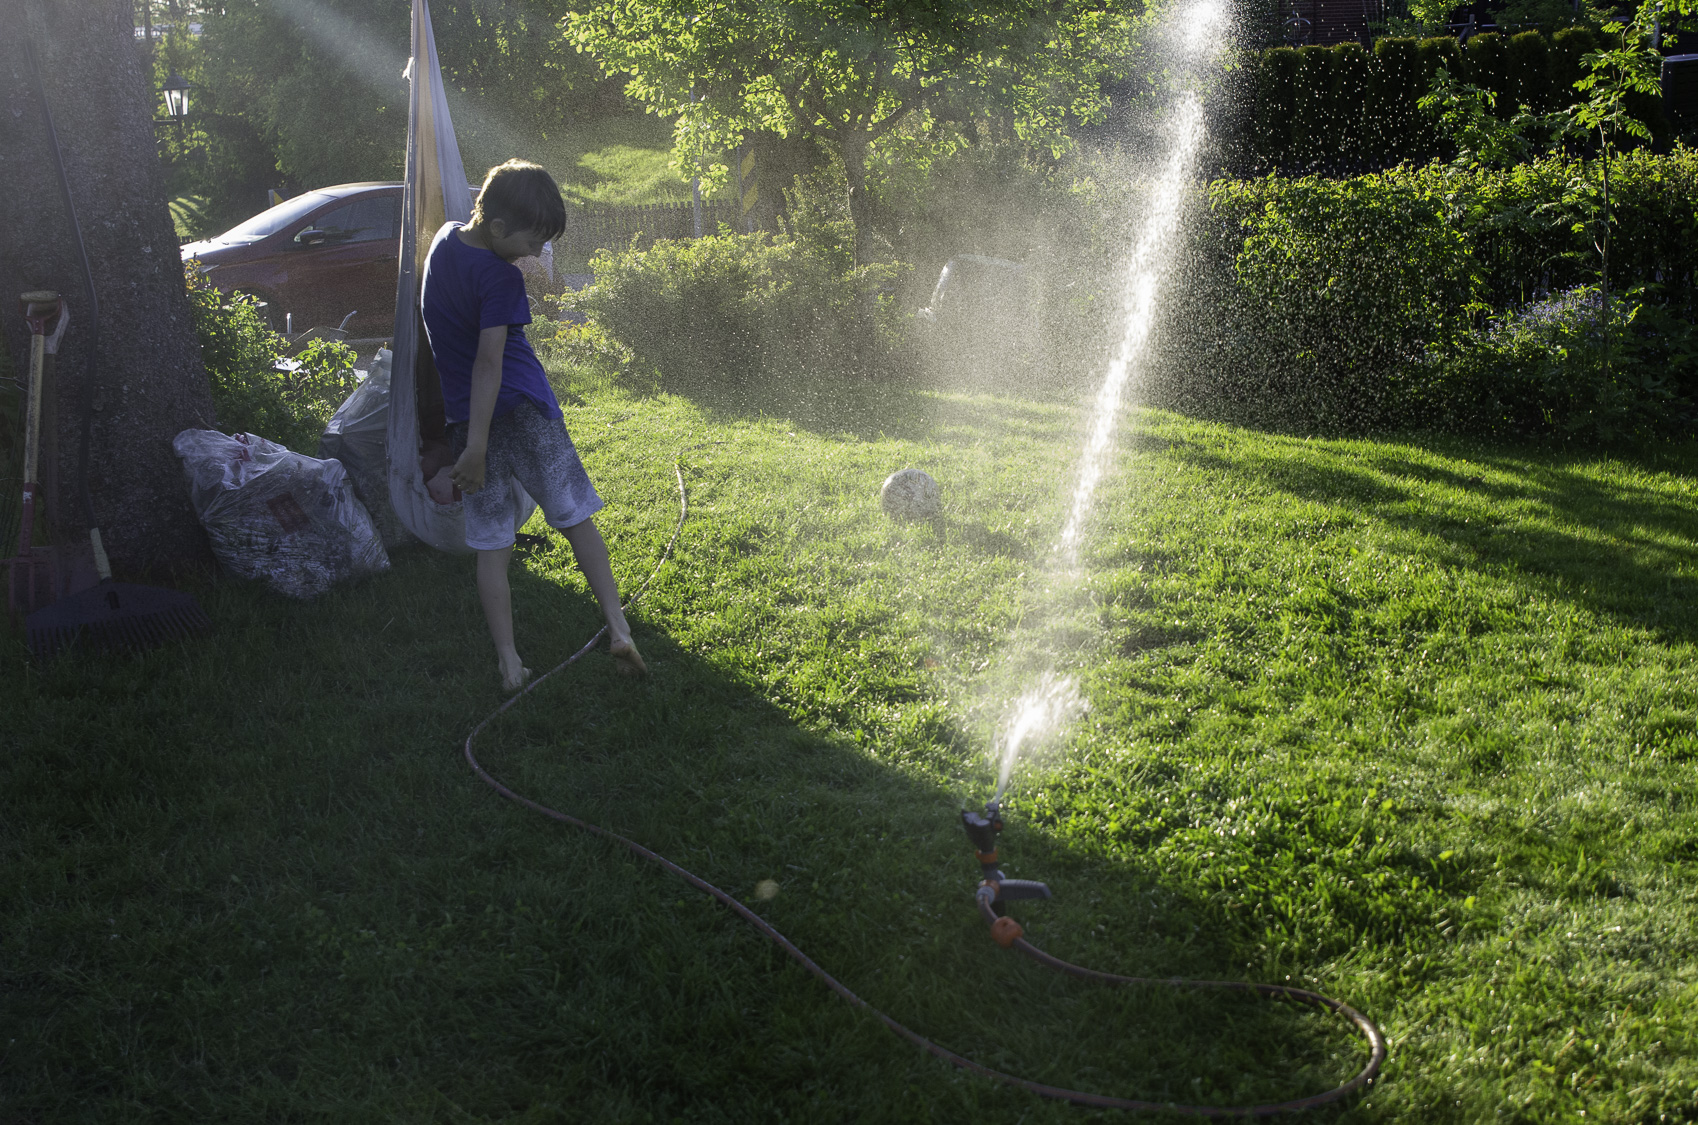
left=173, top=428, right=390, bottom=599
left=318, top=348, right=413, bottom=550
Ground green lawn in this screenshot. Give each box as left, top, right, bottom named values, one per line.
left=4, top=369, right=1697, bottom=1122
left=526, top=113, right=730, bottom=210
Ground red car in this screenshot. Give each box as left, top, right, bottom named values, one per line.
left=181, top=182, right=402, bottom=339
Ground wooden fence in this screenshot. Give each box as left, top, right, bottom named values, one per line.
left=561, top=199, right=743, bottom=260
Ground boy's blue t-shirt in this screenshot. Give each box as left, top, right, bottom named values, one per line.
left=420, top=222, right=560, bottom=425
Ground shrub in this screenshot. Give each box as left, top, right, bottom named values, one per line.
left=566, top=232, right=908, bottom=392
left=1436, top=287, right=1698, bottom=442
left=1462, top=32, right=1513, bottom=116
left=185, top=262, right=359, bottom=451
left=1158, top=152, right=1698, bottom=439
left=1418, top=35, right=1463, bottom=84
left=1332, top=42, right=1372, bottom=163
left=1547, top=26, right=1599, bottom=100
left=1506, top=31, right=1553, bottom=112
left=1169, top=172, right=1482, bottom=431
left=1369, top=38, right=1427, bottom=162
left=1254, top=48, right=1301, bottom=167
left=1240, top=28, right=1672, bottom=174
left=1291, top=46, right=1337, bottom=167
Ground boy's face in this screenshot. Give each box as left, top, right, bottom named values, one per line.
left=486, top=219, right=550, bottom=264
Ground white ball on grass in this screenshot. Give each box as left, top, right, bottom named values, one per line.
left=881, top=468, right=941, bottom=522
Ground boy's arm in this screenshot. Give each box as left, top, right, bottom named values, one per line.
left=449, top=324, right=508, bottom=494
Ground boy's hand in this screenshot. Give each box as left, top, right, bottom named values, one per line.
left=450, top=447, right=488, bottom=494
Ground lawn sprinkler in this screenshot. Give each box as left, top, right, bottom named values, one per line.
left=962, top=799, right=1052, bottom=948
left=462, top=440, right=1387, bottom=1114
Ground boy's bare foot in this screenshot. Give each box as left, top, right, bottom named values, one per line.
left=501, top=664, right=533, bottom=693
left=610, top=638, right=647, bottom=677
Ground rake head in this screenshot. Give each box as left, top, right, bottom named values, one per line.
left=24, top=580, right=211, bottom=660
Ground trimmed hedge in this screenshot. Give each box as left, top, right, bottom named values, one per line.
left=1247, top=28, right=1671, bottom=171
left=1154, top=151, right=1698, bottom=440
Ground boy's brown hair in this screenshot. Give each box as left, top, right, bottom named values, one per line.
left=471, top=159, right=566, bottom=241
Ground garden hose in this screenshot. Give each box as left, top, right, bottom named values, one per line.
left=462, top=441, right=1387, bottom=1116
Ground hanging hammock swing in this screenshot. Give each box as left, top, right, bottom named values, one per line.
left=385, top=0, right=534, bottom=553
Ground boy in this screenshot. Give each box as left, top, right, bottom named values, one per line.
left=421, top=158, right=645, bottom=690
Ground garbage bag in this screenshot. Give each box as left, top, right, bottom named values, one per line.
left=173, top=428, right=390, bottom=599
left=318, top=347, right=414, bottom=549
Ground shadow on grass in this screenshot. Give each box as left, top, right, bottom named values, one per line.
left=1164, top=429, right=1698, bottom=644
left=0, top=539, right=1376, bottom=1121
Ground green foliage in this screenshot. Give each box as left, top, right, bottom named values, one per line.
left=1505, top=30, right=1554, bottom=111
left=1557, top=2, right=1673, bottom=319
left=565, top=0, right=1137, bottom=258
left=1163, top=152, right=1698, bottom=440
left=1418, top=67, right=1542, bottom=168
left=566, top=231, right=908, bottom=392
left=1407, top=0, right=1456, bottom=34
left=1495, top=0, right=1609, bottom=35
left=1438, top=287, right=1698, bottom=442
left=1246, top=27, right=1673, bottom=173
left=1567, top=15, right=1663, bottom=150
left=1172, top=172, right=1483, bottom=430
left=184, top=263, right=359, bottom=452
left=1253, top=48, right=1300, bottom=166
left=1461, top=31, right=1513, bottom=115
left=10, top=379, right=1698, bottom=1120
left=150, top=0, right=618, bottom=233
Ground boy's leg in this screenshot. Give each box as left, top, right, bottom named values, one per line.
left=476, top=545, right=529, bottom=691
left=562, top=517, right=646, bottom=676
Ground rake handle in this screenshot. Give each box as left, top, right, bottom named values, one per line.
left=17, top=321, right=46, bottom=556
left=17, top=291, right=63, bottom=557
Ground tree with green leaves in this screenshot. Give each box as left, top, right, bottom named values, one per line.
left=566, top=0, right=1140, bottom=262
left=149, top=0, right=615, bottom=234
left=1417, top=66, right=1544, bottom=169
left=1562, top=0, right=1670, bottom=329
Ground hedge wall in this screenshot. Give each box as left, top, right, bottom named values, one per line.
left=1247, top=29, right=1674, bottom=171
left=1152, top=150, right=1698, bottom=439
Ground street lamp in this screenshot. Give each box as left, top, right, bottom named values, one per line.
left=161, top=71, right=192, bottom=121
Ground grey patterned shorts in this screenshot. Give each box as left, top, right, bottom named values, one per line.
left=447, top=402, right=603, bottom=551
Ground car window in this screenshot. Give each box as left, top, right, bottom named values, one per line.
left=219, top=191, right=335, bottom=242
left=307, top=195, right=399, bottom=244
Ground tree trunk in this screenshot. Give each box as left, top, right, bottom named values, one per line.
left=840, top=131, right=872, bottom=265
left=0, top=0, right=216, bottom=576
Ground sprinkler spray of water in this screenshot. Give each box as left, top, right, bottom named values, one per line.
left=991, top=672, right=1085, bottom=804
left=983, top=0, right=1218, bottom=810
left=946, top=1, right=1383, bottom=1109
left=464, top=0, right=1385, bottom=1106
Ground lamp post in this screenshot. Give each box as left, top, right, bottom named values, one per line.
left=161, top=71, right=192, bottom=124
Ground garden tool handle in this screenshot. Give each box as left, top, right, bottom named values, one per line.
left=16, top=291, right=59, bottom=557
left=89, top=527, right=112, bottom=582
left=22, top=334, right=43, bottom=485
